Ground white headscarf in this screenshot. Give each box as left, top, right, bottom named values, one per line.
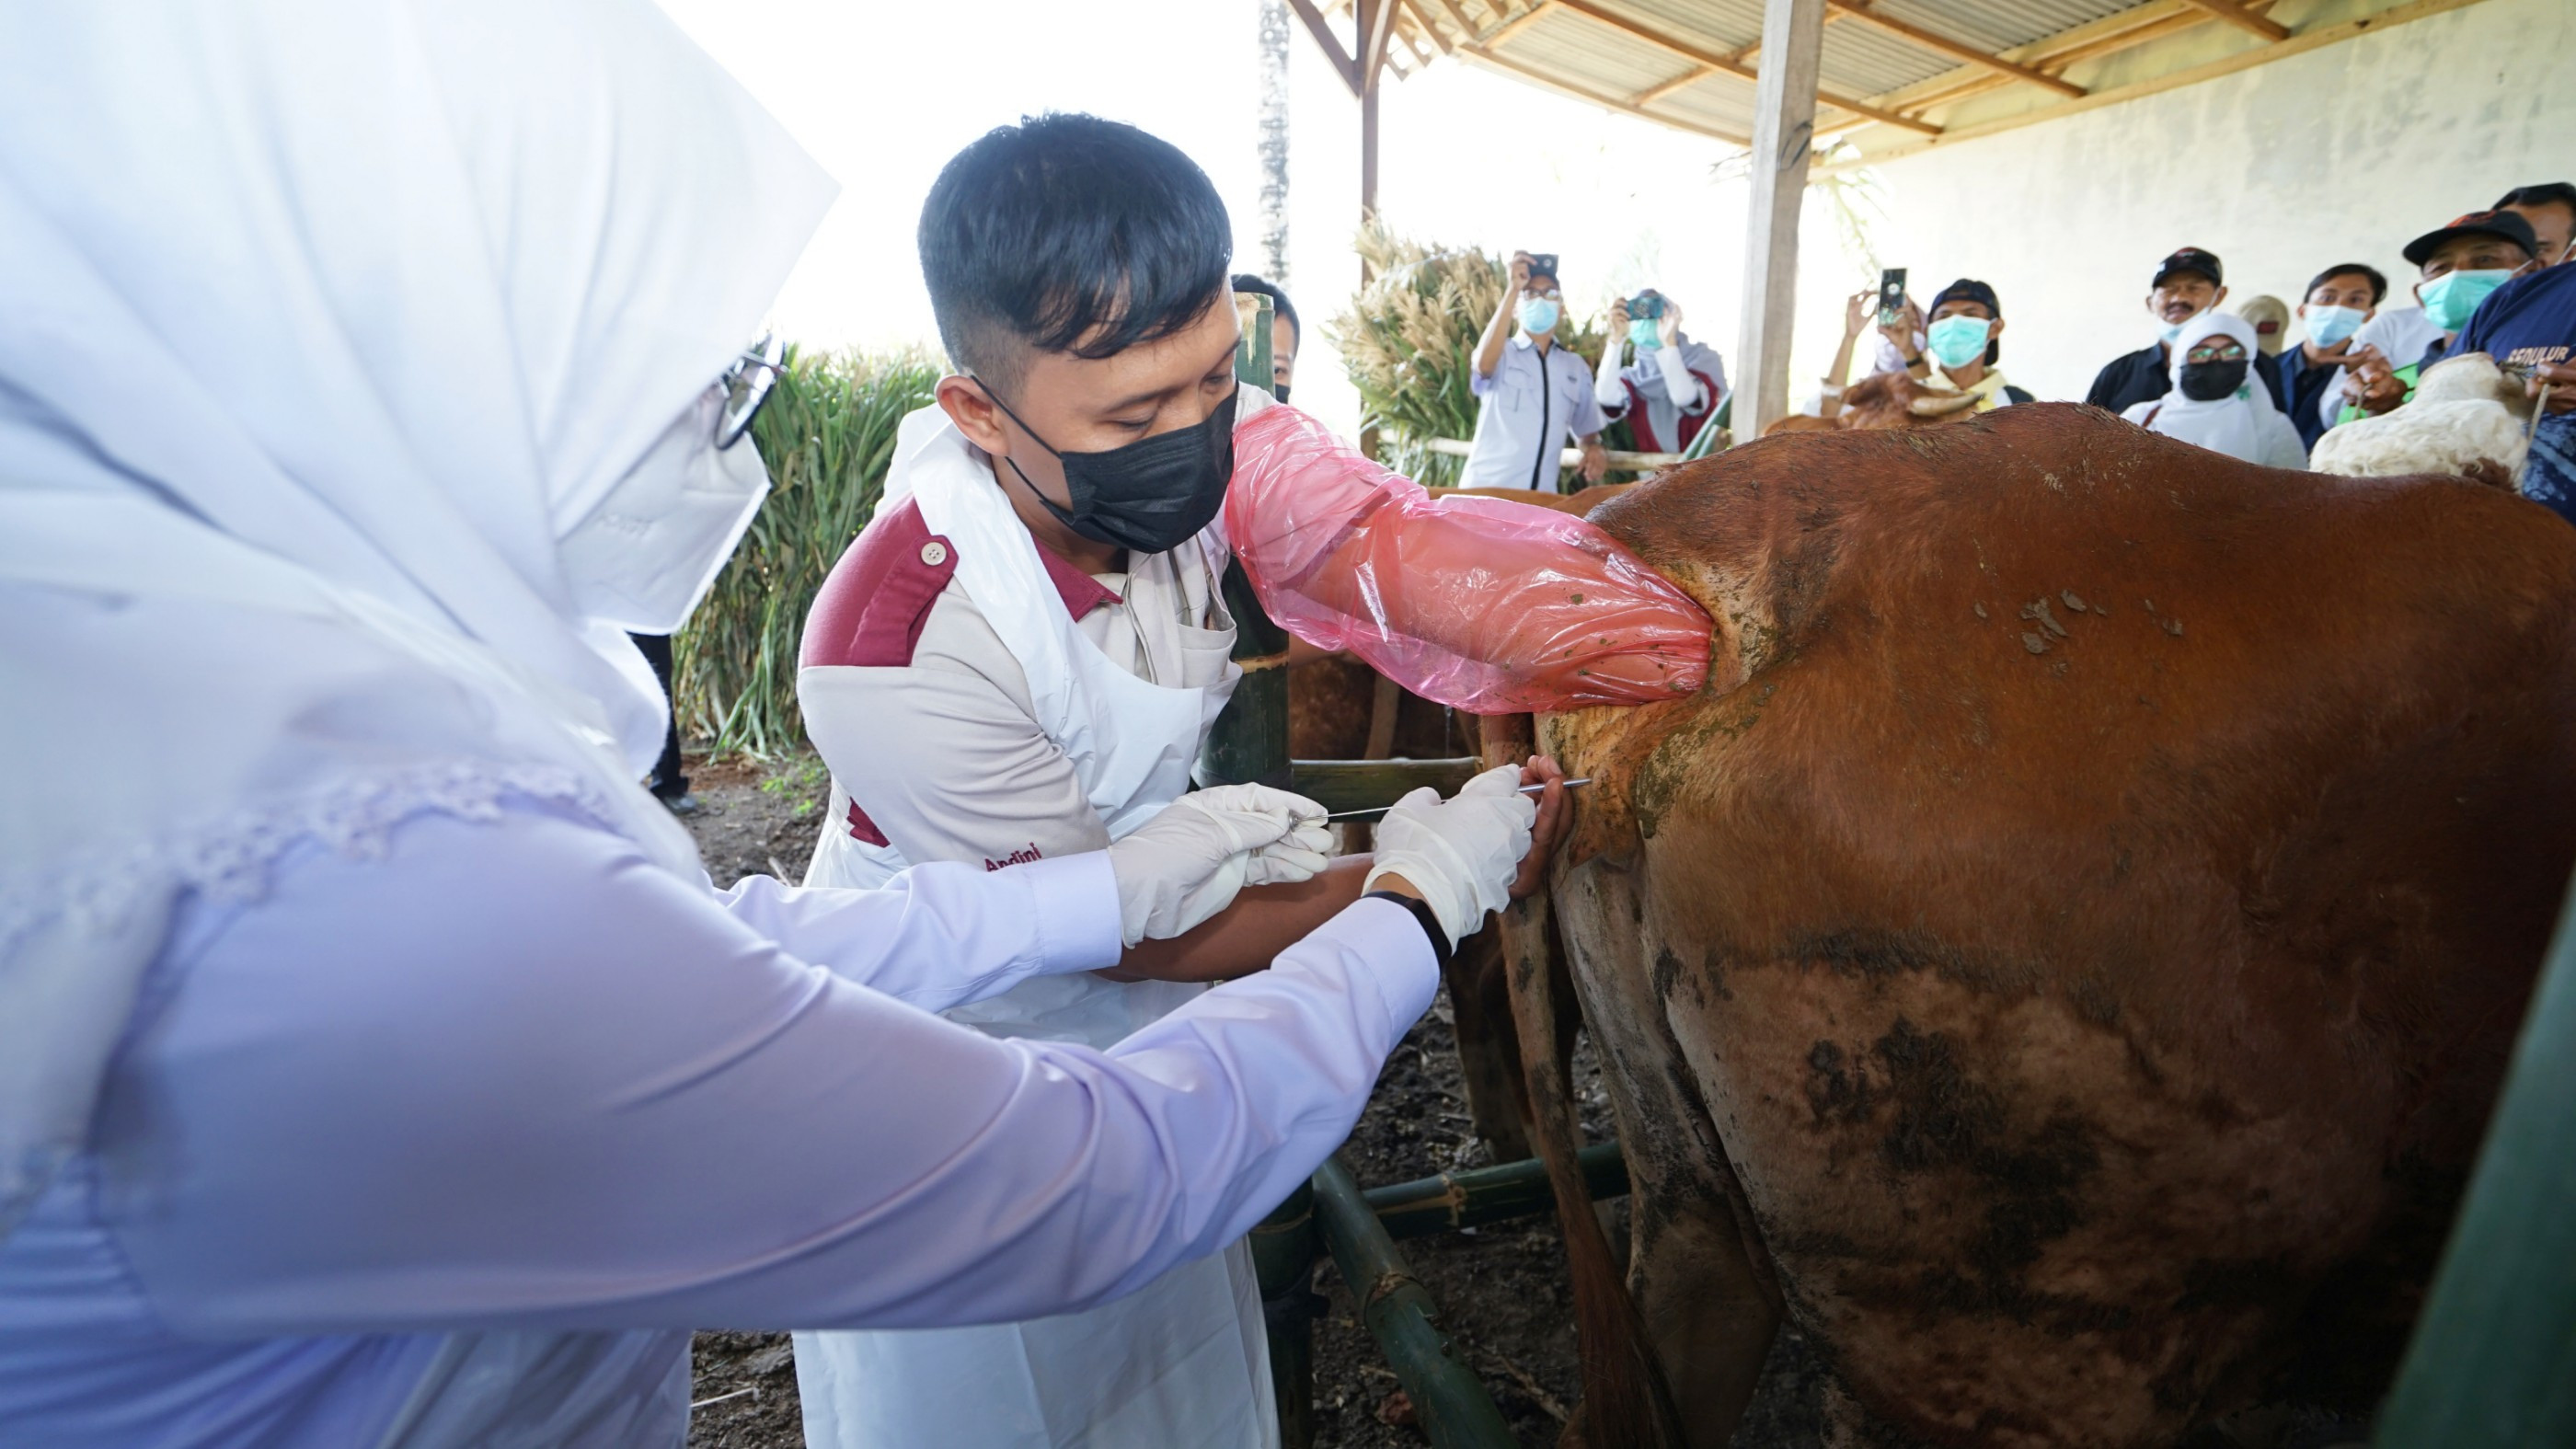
left=0, top=0, right=834, bottom=1231
left=2122, top=312, right=2307, bottom=469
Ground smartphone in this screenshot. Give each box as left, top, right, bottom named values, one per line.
left=1528, top=252, right=1558, bottom=282
left=1627, top=293, right=1664, bottom=321
left=1876, top=268, right=1908, bottom=328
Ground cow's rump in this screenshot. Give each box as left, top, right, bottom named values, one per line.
left=1537, top=405, right=2576, bottom=1447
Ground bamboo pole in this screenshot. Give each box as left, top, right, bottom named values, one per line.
left=1313, top=1156, right=1521, bottom=1447
left=1364, top=1133, right=1629, bottom=1239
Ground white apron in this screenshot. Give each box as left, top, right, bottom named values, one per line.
left=795, top=410, right=1276, bottom=1449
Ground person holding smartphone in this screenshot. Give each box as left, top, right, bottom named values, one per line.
left=1596, top=288, right=1726, bottom=454
left=1465, top=251, right=1608, bottom=492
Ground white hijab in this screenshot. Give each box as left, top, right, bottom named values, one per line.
left=2123, top=312, right=2307, bottom=469
left=0, top=0, right=834, bottom=1232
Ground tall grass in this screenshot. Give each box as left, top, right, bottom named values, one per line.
left=1328, top=224, right=1613, bottom=487
left=674, top=347, right=940, bottom=758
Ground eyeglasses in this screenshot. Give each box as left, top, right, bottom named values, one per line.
left=716, top=334, right=786, bottom=450
left=2185, top=340, right=2248, bottom=364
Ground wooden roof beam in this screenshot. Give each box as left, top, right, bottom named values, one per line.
left=1401, top=0, right=1457, bottom=53
left=1360, top=0, right=1402, bottom=84
left=1547, top=0, right=1939, bottom=134
left=1460, top=41, right=1753, bottom=144
left=1733, top=6, right=1844, bottom=63
left=1286, top=0, right=1364, bottom=94
left=1423, top=0, right=1489, bottom=46
left=1827, top=0, right=2087, bottom=98
left=1485, top=0, right=1557, bottom=48
left=2177, top=0, right=2289, bottom=40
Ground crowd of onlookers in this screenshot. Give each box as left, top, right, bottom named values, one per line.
left=1435, top=182, right=2576, bottom=527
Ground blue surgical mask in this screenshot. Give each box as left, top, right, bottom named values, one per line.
left=1628, top=317, right=1662, bottom=350
left=2419, top=268, right=2517, bottom=333
left=1518, top=297, right=1560, bottom=336
left=2303, top=305, right=2366, bottom=349
left=1925, top=315, right=1991, bottom=369
left=2159, top=320, right=2184, bottom=345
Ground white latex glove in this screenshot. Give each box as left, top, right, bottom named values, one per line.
left=1363, top=765, right=1536, bottom=949
left=1106, top=785, right=1333, bottom=946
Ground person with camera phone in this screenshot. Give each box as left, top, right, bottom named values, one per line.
left=1466, top=250, right=1608, bottom=492
left=1596, top=287, right=1726, bottom=455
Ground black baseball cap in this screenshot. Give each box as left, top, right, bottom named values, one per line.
left=2152, top=247, right=2224, bottom=288
left=2402, top=208, right=2538, bottom=267
left=1928, top=278, right=2001, bottom=316
left=1928, top=278, right=2003, bottom=364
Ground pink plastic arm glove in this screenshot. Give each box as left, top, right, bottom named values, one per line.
left=1226, top=405, right=1711, bottom=713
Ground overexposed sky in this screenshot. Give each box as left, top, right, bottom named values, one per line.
left=653, top=0, right=1777, bottom=437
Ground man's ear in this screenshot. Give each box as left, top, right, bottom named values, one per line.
left=936, top=375, right=1011, bottom=457
left=2212, top=285, right=2228, bottom=310
left=1988, top=316, right=2008, bottom=341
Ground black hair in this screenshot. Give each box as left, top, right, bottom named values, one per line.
left=919, top=114, right=1233, bottom=386
left=1230, top=273, right=1300, bottom=349
left=2305, top=262, right=2389, bottom=305
left=2495, top=181, right=2576, bottom=218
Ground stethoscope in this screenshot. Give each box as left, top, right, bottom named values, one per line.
left=1109, top=550, right=1206, bottom=690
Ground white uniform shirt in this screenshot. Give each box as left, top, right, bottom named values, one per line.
left=0, top=799, right=1436, bottom=1448
left=1462, top=336, right=1606, bottom=492
left=800, top=458, right=1236, bottom=875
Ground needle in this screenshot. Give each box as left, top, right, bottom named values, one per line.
left=1322, top=777, right=1592, bottom=821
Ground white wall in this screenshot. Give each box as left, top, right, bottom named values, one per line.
left=1792, top=0, right=2576, bottom=403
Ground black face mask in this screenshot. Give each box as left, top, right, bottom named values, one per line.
left=1272, top=383, right=1292, bottom=405
left=2177, top=358, right=2248, bottom=402
left=983, top=385, right=1239, bottom=554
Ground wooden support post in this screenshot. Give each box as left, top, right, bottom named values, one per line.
left=1735, top=0, right=1826, bottom=438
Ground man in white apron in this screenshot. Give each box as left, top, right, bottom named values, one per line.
left=794, top=115, right=1570, bottom=1449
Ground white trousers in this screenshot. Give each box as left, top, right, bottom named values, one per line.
left=793, top=1237, right=1276, bottom=1449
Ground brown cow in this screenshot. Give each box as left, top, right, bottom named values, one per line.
left=1764, top=370, right=1985, bottom=436
left=1512, top=404, right=2576, bottom=1447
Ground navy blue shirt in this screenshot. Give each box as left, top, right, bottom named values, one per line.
left=2455, top=266, right=2576, bottom=526
left=2266, top=349, right=2342, bottom=455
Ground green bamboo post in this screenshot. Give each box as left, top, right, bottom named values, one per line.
left=2373, top=874, right=2576, bottom=1446
left=1363, top=1141, right=1628, bottom=1241
left=1222, top=290, right=1323, bottom=1447
left=1285, top=757, right=1481, bottom=819
left=1313, top=1156, right=1519, bottom=1447
left=1250, top=1180, right=1322, bottom=1449
left=1202, top=293, right=1293, bottom=789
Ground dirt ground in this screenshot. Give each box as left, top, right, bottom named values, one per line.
left=675, top=751, right=1826, bottom=1449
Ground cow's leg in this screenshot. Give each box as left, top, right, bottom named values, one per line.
left=1557, top=856, right=1782, bottom=1449
left=1444, top=922, right=1534, bottom=1162
left=1499, top=853, right=1685, bottom=1446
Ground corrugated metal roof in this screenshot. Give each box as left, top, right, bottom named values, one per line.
left=1491, top=6, right=1693, bottom=95
left=1817, top=18, right=1956, bottom=98
left=1598, top=0, right=1767, bottom=52
left=1369, top=0, right=2436, bottom=162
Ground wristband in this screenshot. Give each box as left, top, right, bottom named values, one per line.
left=1365, top=889, right=1455, bottom=970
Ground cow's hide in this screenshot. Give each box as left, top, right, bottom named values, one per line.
left=1536, top=403, right=2576, bottom=1447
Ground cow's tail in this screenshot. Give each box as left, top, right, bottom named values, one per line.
left=1491, top=727, right=1685, bottom=1449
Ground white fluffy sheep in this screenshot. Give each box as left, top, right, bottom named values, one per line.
left=2310, top=351, right=2534, bottom=486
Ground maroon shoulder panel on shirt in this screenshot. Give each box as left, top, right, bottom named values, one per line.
left=801, top=497, right=959, bottom=670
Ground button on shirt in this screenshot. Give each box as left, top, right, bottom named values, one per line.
left=1464, top=336, right=1605, bottom=492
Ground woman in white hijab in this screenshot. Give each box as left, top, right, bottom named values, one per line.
left=2121, top=311, right=2309, bottom=469
left=0, top=4, right=1532, bottom=1445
